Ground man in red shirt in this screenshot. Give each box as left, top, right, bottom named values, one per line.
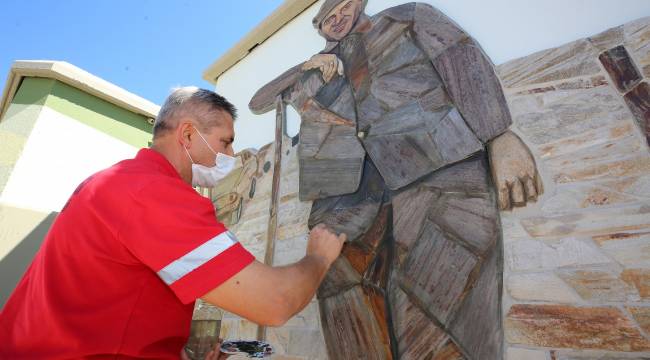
left=0, top=87, right=346, bottom=359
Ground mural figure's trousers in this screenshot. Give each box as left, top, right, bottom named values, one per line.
left=309, top=152, right=503, bottom=360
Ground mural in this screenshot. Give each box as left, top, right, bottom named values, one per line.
left=247, top=1, right=543, bottom=359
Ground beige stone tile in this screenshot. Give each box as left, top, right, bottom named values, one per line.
left=624, top=16, right=650, bottom=78
left=557, top=268, right=640, bottom=302
left=506, top=238, right=612, bottom=272
left=497, top=39, right=601, bottom=88
left=506, top=347, right=549, bottom=360
left=594, top=231, right=650, bottom=268
left=622, top=269, right=650, bottom=300
left=507, top=272, right=582, bottom=303
left=553, top=156, right=650, bottom=184
left=520, top=203, right=650, bottom=239
left=589, top=25, right=625, bottom=51
left=505, top=304, right=650, bottom=351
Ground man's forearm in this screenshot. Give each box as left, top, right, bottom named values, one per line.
left=273, top=254, right=331, bottom=320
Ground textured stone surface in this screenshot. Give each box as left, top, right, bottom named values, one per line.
left=627, top=306, right=650, bottom=335
left=508, top=84, right=630, bottom=146
left=553, top=156, right=650, bottom=184
left=589, top=25, right=624, bottom=52
left=507, top=273, right=581, bottom=303
left=624, top=17, right=650, bottom=78
left=621, top=269, right=650, bottom=299
left=557, top=268, right=640, bottom=302
left=506, top=347, right=548, bottom=360
left=506, top=304, right=650, bottom=351
left=594, top=231, right=650, bottom=268
left=599, top=45, right=642, bottom=93
left=506, top=238, right=612, bottom=272
left=520, top=203, right=650, bottom=239
left=497, top=39, right=601, bottom=88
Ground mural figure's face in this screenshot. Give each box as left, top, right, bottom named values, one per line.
left=320, top=0, right=363, bottom=41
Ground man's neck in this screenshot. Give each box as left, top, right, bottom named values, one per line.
left=150, top=142, right=192, bottom=185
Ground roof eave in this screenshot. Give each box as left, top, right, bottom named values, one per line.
left=0, top=60, right=160, bottom=122
left=202, top=0, right=318, bottom=85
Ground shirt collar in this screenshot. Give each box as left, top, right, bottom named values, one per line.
left=135, top=148, right=182, bottom=180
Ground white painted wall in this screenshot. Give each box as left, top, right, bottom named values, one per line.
left=0, top=107, right=138, bottom=213
left=216, top=0, right=650, bottom=151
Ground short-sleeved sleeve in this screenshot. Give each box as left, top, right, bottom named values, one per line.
left=120, top=178, right=255, bottom=304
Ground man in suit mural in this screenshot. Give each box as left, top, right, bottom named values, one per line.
left=250, top=1, right=543, bottom=358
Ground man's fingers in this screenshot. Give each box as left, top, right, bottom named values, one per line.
left=511, top=179, right=525, bottom=207
left=324, top=62, right=333, bottom=81
left=524, top=176, right=537, bottom=201
left=498, top=184, right=510, bottom=211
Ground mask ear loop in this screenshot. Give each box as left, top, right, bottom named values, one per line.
left=194, top=128, right=218, bottom=156
left=183, top=146, right=196, bottom=164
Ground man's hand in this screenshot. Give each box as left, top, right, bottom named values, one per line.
left=181, top=338, right=229, bottom=360
left=488, top=131, right=544, bottom=210
left=302, top=54, right=344, bottom=83
left=307, top=224, right=347, bottom=267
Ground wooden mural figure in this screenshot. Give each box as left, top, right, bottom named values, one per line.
left=250, top=1, right=544, bottom=359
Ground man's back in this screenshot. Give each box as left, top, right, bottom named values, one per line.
left=0, top=149, right=248, bottom=359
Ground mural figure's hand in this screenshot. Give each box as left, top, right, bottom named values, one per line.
left=302, top=54, right=344, bottom=83
left=488, top=131, right=544, bottom=210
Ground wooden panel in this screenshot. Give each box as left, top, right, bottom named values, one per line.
left=449, top=246, right=503, bottom=359
left=308, top=159, right=385, bottom=242
left=319, top=286, right=391, bottom=360
left=413, top=3, right=468, bottom=60
left=429, top=194, right=499, bottom=255
left=623, top=82, right=650, bottom=146
left=399, top=220, right=479, bottom=324
left=389, top=284, right=450, bottom=359
left=432, top=37, right=512, bottom=143
left=364, top=107, right=483, bottom=190
left=249, top=63, right=304, bottom=115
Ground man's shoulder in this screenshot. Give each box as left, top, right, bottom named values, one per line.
left=371, top=2, right=416, bottom=23
left=84, top=157, right=179, bottom=200
left=370, top=2, right=449, bottom=23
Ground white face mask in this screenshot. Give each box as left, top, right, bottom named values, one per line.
left=184, top=129, right=237, bottom=188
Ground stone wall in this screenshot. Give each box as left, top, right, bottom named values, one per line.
left=199, top=16, right=650, bottom=360
left=497, top=17, right=650, bottom=359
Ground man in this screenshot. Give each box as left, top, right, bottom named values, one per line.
left=249, top=1, right=543, bottom=359
left=0, top=87, right=346, bottom=359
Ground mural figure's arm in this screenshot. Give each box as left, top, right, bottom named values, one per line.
left=249, top=63, right=305, bottom=115
left=249, top=55, right=343, bottom=115
left=411, top=2, right=543, bottom=210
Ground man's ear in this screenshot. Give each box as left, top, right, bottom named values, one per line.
left=177, top=120, right=194, bottom=148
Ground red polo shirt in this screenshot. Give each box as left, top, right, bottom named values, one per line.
left=0, top=148, right=255, bottom=359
